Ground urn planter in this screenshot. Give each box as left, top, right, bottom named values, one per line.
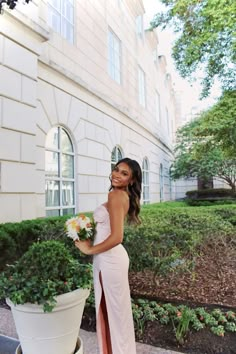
left=7, top=288, right=89, bottom=354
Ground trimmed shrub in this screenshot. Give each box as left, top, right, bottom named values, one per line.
left=1, top=203, right=236, bottom=278
left=0, top=215, right=93, bottom=271
left=123, top=204, right=236, bottom=276
left=0, top=230, right=17, bottom=270
left=186, top=188, right=236, bottom=200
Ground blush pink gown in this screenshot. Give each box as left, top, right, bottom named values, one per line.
left=93, top=204, right=136, bottom=354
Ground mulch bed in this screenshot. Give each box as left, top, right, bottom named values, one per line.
left=127, top=243, right=236, bottom=353
left=129, top=243, right=236, bottom=309
left=81, top=243, right=236, bottom=353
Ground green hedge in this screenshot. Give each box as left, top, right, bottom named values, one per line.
left=123, top=204, right=236, bottom=276
left=1, top=203, right=236, bottom=276
left=186, top=188, right=236, bottom=200
left=0, top=215, right=92, bottom=271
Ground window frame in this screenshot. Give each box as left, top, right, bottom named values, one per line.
left=165, top=107, right=170, bottom=134
left=48, top=0, right=75, bottom=44
left=111, top=145, right=123, bottom=171
left=155, top=91, right=161, bottom=124
left=142, top=157, right=150, bottom=204
left=108, top=28, right=122, bottom=84
left=45, top=126, right=76, bottom=217
left=159, top=163, right=164, bottom=202
left=136, top=15, right=144, bottom=39
left=138, top=66, right=146, bottom=107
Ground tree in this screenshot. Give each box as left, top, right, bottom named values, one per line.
left=171, top=90, right=236, bottom=190
left=150, top=0, right=236, bottom=98
left=195, top=90, right=236, bottom=155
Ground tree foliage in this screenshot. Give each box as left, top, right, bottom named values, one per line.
left=171, top=90, right=236, bottom=190
left=195, top=90, right=236, bottom=155
left=150, top=0, right=236, bottom=98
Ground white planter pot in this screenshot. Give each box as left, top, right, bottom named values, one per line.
left=7, top=288, right=90, bottom=354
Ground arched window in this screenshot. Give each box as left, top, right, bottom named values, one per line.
left=159, top=163, right=164, bottom=202
left=45, top=126, right=75, bottom=216
left=111, top=146, right=123, bottom=171
left=142, top=158, right=150, bottom=204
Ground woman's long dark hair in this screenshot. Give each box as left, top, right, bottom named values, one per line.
left=110, top=158, right=142, bottom=225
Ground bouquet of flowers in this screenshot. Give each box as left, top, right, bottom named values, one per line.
left=65, top=214, right=96, bottom=241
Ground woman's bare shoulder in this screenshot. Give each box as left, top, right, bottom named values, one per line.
left=108, top=189, right=128, bottom=200
left=108, top=190, right=129, bottom=208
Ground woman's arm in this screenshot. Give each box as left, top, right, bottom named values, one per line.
left=75, top=190, right=128, bottom=255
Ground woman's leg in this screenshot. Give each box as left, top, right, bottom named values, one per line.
left=98, top=271, right=112, bottom=354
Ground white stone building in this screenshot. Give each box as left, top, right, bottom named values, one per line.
left=0, top=0, right=179, bottom=223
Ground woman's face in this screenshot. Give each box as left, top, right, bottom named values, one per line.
left=111, top=162, right=133, bottom=190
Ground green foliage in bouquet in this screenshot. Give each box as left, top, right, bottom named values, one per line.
left=0, top=241, right=92, bottom=312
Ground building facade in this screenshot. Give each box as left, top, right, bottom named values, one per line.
left=0, top=0, right=178, bottom=223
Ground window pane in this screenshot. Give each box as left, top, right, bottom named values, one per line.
left=156, top=92, right=161, bottom=123
left=111, top=148, right=116, bottom=164
left=46, top=209, right=60, bottom=217
left=111, top=147, right=122, bottom=163
left=117, top=148, right=122, bottom=160
left=62, top=0, right=73, bottom=22
left=49, top=0, right=61, bottom=11
left=62, top=19, right=74, bottom=44
left=63, top=208, right=75, bottom=216
left=61, top=128, right=73, bottom=152
left=114, top=40, right=119, bottom=54
left=108, top=31, right=113, bottom=46
left=108, top=30, right=121, bottom=84
left=62, top=154, right=74, bottom=178
left=45, top=180, right=60, bottom=207
left=48, top=7, right=61, bottom=33
left=62, top=181, right=74, bottom=206
left=45, top=127, right=75, bottom=216
left=138, top=68, right=146, bottom=107
left=45, top=127, right=59, bottom=150
left=45, top=151, right=59, bottom=177
left=111, top=146, right=123, bottom=171
left=48, top=0, right=74, bottom=43
left=143, top=172, right=146, bottom=184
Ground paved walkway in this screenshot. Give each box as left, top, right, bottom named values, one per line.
left=0, top=307, right=183, bottom=354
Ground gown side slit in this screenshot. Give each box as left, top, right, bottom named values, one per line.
left=98, top=271, right=112, bottom=354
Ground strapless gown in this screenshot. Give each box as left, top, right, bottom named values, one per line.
left=93, top=204, right=136, bottom=354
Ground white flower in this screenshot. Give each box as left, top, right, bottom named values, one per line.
left=65, top=214, right=95, bottom=241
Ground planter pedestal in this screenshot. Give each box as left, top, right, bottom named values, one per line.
left=7, top=288, right=89, bottom=354
left=15, top=336, right=83, bottom=354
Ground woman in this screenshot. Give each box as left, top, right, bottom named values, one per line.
left=75, top=157, right=142, bottom=354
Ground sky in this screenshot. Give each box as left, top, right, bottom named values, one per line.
left=143, top=0, right=221, bottom=120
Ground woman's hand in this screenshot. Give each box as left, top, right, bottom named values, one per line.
left=74, top=239, right=92, bottom=255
